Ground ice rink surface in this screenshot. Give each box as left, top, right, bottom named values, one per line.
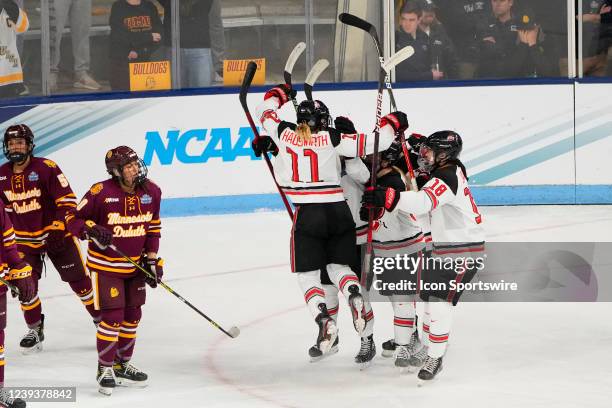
left=5, top=205, right=612, bottom=408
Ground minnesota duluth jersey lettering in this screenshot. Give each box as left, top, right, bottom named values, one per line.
left=0, top=157, right=77, bottom=251
left=66, top=179, right=162, bottom=275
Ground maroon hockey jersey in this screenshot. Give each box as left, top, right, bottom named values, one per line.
left=0, top=157, right=77, bottom=253
left=0, top=207, right=31, bottom=287
left=65, top=179, right=162, bottom=277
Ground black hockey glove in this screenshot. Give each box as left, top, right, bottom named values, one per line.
left=407, top=133, right=426, bottom=153
left=362, top=186, right=401, bottom=212
left=380, top=111, right=409, bottom=134
left=334, top=116, right=357, bottom=134
left=251, top=135, right=278, bottom=157
left=84, top=222, right=113, bottom=249
left=264, top=84, right=296, bottom=107
left=359, top=204, right=384, bottom=222
left=142, top=257, right=164, bottom=288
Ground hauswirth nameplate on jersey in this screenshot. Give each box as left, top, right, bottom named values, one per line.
left=224, top=58, right=266, bottom=86
left=129, top=61, right=171, bottom=92
left=366, top=242, right=612, bottom=302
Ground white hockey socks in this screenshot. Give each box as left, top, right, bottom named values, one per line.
left=391, top=295, right=416, bottom=345
left=325, top=264, right=360, bottom=298
left=322, top=284, right=339, bottom=323
left=427, top=299, right=453, bottom=358
left=297, top=271, right=326, bottom=319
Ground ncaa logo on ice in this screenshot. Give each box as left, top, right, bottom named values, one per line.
left=142, top=127, right=262, bottom=165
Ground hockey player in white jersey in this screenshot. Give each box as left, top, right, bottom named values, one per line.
left=363, top=131, right=485, bottom=384
left=253, top=84, right=408, bottom=359
left=358, top=144, right=426, bottom=372
left=313, top=116, right=376, bottom=366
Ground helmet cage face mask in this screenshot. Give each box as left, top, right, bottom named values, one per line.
left=3, top=125, right=35, bottom=163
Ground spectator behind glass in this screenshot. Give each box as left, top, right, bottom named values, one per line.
left=435, top=0, right=490, bottom=79
left=109, top=0, right=162, bottom=91
left=0, top=0, right=28, bottom=98
left=510, top=9, right=558, bottom=77
left=159, top=0, right=226, bottom=88
left=395, top=1, right=444, bottom=81
left=601, top=0, right=612, bottom=75
left=418, top=0, right=459, bottom=79
left=476, top=0, right=520, bottom=78
left=577, top=0, right=610, bottom=76
left=49, top=0, right=101, bottom=92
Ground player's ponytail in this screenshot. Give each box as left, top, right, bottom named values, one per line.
left=296, top=122, right=313, bottom=143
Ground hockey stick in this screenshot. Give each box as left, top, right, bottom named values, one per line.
left=239, top=61, right=294, bottom=219
left=304, top=59, right=330, bottom=101
left=284, top=42, right=306, bottom=111
left=0, top=276, right=19, bottom=298
left=339, top=13, right=419, bottom=191
left=105, top=242, right=240, bottom=339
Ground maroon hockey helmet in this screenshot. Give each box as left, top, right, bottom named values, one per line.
left=3, top=124, right=35, bottom=163
left=105, top=145, right=148, bottom=187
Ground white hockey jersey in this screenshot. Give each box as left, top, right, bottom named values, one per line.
left=0, top=6, right=29, bottom=87
left=341, top=157, right=369, bottom=244
left=395, top=164, right=485, bottom=247
left=256, top=96, right=396, bottom=204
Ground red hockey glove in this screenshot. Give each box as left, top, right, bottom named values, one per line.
left=380, top=111, right=409, bottom=133
left=142, top=257, right=164, bottom=288
left=362, top=186, right=401, bottom=212
left=334, top=116, right=357, bottom=134
left=264, top=84, right=296, bottom=107
left=251, top=135, right=278, bottom=157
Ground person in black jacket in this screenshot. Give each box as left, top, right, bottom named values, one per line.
left=511, top=10, right=558, bottom=78
left=109, top=0, right=163, bottom=91
left=418, top=0, right=459, bottom=79
left=395, top=1, right=444, bottom=82
left=159, top=0, right=225, bottom=88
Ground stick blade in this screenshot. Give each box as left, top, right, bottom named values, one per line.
left=338, top=13, right=373, bottom=33
left=284, top=42, right=306, bottom=80
left=382, top=46, right=415, bottom=73
left=305, top=59, right=330, bottom=86
left=239, top=61, right=259, bottom=108
left=228, top=326, right=241, bottom=338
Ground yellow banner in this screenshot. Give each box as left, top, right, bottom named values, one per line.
left=129, top=61, right=171, bottom=91
left=223, top=58, right=266, bottom=86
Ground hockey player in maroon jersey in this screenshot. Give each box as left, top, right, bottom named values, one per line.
left=65, top=146, right=162, bottom=396
left=253, top=84, right=409, bottom=361
left=0, top=207, right=35, bottom=408
left=363, top=131, right=485, bottom=384
left=0, top=124, right=101, bottom=354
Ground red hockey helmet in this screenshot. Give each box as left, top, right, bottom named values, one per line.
left=3, top=124, right=35, bottom=163
left=105, top=146, right=148, bottom=187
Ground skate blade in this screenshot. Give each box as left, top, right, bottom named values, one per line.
left=310, top=345, right=339, bottom=363
left=357, top=359, right=373, bottom=371
left=98, top=386, right=114, bottom=396
left=21, top=343, right=43, bottom=355
left=115, top=378, right=148, bottom=388
left=381, top=349, right=395, bottom=358
left=397, top=366, right=410, bottom=374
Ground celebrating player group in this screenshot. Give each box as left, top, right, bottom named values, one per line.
left=242, top=18, right=485, bottom=384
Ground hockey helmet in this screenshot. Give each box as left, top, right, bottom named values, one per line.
left=296, top=99, right=331, bottom=131
left=105, top=146, right=148, bottom=187
left=3, top=124, right=35, bottom=163
left=418, top=130, right=462, bottom=171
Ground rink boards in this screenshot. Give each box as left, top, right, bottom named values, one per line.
left=0, top=81, right=610, bottom=216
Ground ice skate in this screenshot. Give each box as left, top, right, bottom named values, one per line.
left=314, top=308, right=338, bottom=355
left=97, top=364, right=116, bottom=396
left=347, top=285, right=366, bottom=335
left=309, top=335, right=339, bottom=362
left=381, top=338, right=397, bottom=358
left=113, top=361, right=148, bottom=388
left=417, top=356, right=443, bottom=386
left=0, top=387, right=26, bottom=408
left=20, top=314, right=44, bottom=355
left=354, top=335, right=375, bottom=369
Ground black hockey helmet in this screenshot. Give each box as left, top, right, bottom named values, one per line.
left=418, top=130, right=462, bottom=171
left=105, top=145, right=148, bottom=187
left=381, top=140, right=403, bottom=166
left=3, top=124, right=35, bottom=163
left=296, top=99, right=331, bottom=131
